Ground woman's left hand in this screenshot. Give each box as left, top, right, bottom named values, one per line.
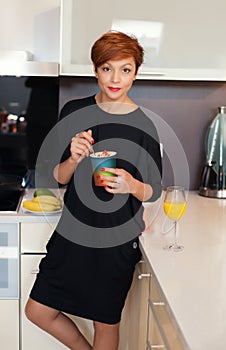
left=99, top=168, right=135, bottom=194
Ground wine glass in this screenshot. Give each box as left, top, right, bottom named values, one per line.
left=163, top=186, right=187, bottom=252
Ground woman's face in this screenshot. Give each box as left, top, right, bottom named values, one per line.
left=95, top=57, right=137, bottom=103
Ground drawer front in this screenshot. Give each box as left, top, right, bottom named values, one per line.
left=149, top=275, right=186, bottom=350
left=0, top=300, right=19, bottom=350
left=21, top=223, right=57, bottom=253
left=147, top=304, right=166, bottom=349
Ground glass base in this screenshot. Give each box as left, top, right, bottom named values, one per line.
left=163, top=243, right=184, bottom=252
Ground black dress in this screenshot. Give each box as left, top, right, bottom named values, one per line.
left=30, top=95, right=162, bottom=324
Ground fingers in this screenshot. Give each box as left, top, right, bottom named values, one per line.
left=99, top=168, right=132, bottom=194
left=100, top=168, right=125, bottom=183
left=100, top=167, right=120, bottom=176
left=76, top=130, right=94, bottom=145
left=72, top=136, right=92, bottom=154
left=87, top=129, right=93, bottom=139
left=99, top=169, right=124, bottom=190
left=70, top=130, right=94, bottom=162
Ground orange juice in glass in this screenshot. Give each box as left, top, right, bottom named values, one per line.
left=163, top=186, right=187, bottom=251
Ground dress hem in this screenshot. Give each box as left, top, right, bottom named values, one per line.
left=29, top=293, right=122, bottom=325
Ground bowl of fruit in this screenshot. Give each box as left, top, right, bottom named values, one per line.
left=22, top=188, right=63, bottom=215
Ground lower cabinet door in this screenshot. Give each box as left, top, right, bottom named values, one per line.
left=20, top=254, right=94, bottom=350
left=147, top=304, right=166, bottom=349
left=0, top=299, right=19, bottom=350
left=149, top=273, right=186, bottom=350
left=118, top=260, right=150, bottom=350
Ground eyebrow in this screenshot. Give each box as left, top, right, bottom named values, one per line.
left=104, top=62, right=133, bottom=68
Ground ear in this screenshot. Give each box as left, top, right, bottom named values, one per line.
left=93, top=65, right=98, bottom=78
left=134, top=67, right=139, bottom=80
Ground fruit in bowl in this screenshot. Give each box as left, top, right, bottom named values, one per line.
left=23, top=189, right=63, bottom=212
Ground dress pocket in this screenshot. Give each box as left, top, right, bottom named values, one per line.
left=118, top=237, right=142, bottom=270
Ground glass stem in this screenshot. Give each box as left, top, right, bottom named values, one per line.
left=173, top=221, right=178, bottom=246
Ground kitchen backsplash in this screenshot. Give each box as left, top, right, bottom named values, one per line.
left=59, top=77, right=226, bottom=190
left=1, top=76, right=226, bottom=190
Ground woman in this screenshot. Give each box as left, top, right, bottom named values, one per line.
left=25, top=31, right=162, bottom=350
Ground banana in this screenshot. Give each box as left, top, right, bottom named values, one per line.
left=34, top=188, right=56, bottom=198
left=33, top=195, right=62, bottom=207
left=23, top=200, right=61, bottom=212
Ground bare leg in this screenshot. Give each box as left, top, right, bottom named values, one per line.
left=25, top=298, right=92, bottom=350
left=93, top=321, right=120, bottom=350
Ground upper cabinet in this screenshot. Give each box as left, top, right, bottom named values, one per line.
left=60, top=0, right=226, bottom=81
left=0, top=0, right=60, bottom=76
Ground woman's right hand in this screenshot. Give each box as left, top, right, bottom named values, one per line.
left=70, top=129, right=94, bottom=164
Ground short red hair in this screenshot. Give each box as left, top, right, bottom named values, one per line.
left=91, top=31, right=144, bottom=74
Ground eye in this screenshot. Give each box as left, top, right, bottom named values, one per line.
left=102, top=66, right=110, bottom=72
left=123, top=68, right=131, bottom=73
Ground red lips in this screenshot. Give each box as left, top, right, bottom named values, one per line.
left=109, top=87, right=121, bottom=92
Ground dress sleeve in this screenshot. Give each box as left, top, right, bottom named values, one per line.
left=144, top=122, right=162, bottom=202
left=58, top=96, right=96, bottom=164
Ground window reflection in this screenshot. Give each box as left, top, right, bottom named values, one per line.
left=111, top=18, right=163, bottom=67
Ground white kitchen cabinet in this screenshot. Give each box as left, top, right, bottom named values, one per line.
left=0, top=300, right=19, bottom=350
left=0, top=0, right=60, bottom=76
left=60, top=0, right=226, bottom=81
left=0, top=223, right=20, bottom=350
left=0, top=0, right=60, bottom=59
left=20, top=222, right=57, bottom=254
left=20, top=222, right=67, bottom=349
left=20, top=222, right=94, bottom=350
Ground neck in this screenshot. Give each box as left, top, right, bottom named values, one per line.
left=95, top=93, right=137, bottom=114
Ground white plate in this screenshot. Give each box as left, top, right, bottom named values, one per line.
left=22, top=206, right=62, bottom=215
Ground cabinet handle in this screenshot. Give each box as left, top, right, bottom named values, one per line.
left=138, top=273, right=151, bottom=279
left=136, top=262, right=151, bottom=279
left=31, top=269, right=39, bottom=275
left=147, top=340, right=165, bottom=349
left=149, top=298, right=165, bottom=307
left=152, top=302, right=165, bottom=306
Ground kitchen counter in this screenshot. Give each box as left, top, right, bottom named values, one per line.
left=0, top=189, right=63, bottom=224
left=140, top=191, right=226, bottom=350
left=1, top=190, right=226, bottom=349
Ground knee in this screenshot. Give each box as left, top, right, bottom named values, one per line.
left=93, top=321, right=106, bottom=334
left=24, top=298, right=48, bottom=327
left=24, top=299, right=38, bottom=323
left=93, top=321, right=119, bottom=335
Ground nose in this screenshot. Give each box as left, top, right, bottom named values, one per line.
left=111, top=69, right=120, bottom=83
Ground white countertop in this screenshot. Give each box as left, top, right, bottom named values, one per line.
left=140, top=191, right=226, bottom=350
